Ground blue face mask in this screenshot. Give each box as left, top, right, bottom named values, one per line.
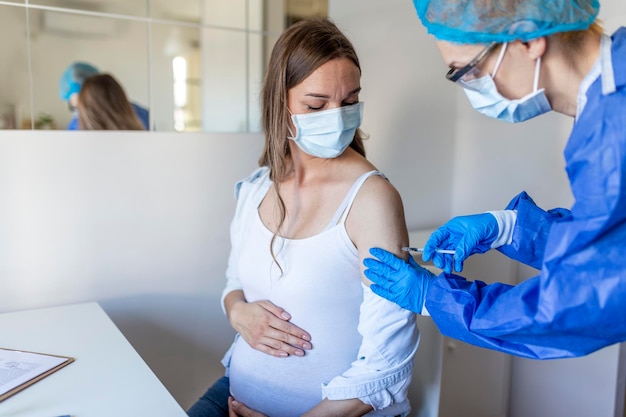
left=463, top=43, right=551, bottom=123
left=288, top=102, right=364, bottom=159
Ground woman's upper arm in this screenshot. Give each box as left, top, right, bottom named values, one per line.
left=347, top=175, right=409, bottom=285
left=332, top=175, right=417, bottom=410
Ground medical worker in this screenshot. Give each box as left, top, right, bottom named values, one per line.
left=59, top=62, right=150, bottom=130
left=364, top=0, right=626, bottom=359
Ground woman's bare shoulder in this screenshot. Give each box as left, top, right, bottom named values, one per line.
left=347, top=171, right=408, bottom=268
left=357, top=172, right=404, bottom=211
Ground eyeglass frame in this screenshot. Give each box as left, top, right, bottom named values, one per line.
left=445, top=42, right=499, bottom=84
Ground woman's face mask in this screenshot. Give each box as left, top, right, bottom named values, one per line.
left=288, top=102, right=364, bottom=159
left=463, top=43, right=551, bottom=123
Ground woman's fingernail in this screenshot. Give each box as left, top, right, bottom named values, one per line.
left=281, top=312, right=291, bottom=319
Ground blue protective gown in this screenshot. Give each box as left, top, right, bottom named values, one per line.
left=425, top=27, right=626, bottom=359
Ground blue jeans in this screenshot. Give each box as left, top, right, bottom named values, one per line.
left=187, top=376, right=230, bottom=417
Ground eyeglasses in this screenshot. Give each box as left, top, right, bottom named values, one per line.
left=446, top=42, right=498, bottom=87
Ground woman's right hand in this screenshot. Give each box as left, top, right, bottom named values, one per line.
left=227, top=296, right=312, bottom=358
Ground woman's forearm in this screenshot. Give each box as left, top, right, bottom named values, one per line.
left=301, top=398, right=372, bottom=417
left=223, top=289, right=246, bottom=323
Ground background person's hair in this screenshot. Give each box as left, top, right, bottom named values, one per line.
left=258, top=18, right=366, bottom=272
left=78, top=73, right=145, bottom=130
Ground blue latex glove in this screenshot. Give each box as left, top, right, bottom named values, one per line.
left=364, top=247, right=436, bottom=314
left=423, top=213, right=499, bottom=273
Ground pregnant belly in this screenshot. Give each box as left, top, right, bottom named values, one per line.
left=228, top=336, right=359, bottom=417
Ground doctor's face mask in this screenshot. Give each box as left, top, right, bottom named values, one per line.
left=288, top=102, right=364, bottom=159
left=462, top=43, right=551, bottom=123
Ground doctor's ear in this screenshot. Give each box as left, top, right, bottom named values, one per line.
left=523, top=37, right=547, bottom=60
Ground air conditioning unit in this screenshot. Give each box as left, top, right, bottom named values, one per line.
left=39, top=10, right=119, bottom=38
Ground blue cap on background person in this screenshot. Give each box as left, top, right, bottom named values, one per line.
left=59, top=62, right=99, bottom=102
left=413, top=0, right=600, bottom=44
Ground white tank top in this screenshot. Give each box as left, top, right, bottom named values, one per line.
left=228, top=170, right=383, bottom=417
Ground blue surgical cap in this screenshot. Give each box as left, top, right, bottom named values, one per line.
left=59, top=62, right=99, bottom=101
left=413, top=0, right=600, bottom=44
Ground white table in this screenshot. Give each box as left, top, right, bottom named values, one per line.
left=0, top=302, right=188, bottom=417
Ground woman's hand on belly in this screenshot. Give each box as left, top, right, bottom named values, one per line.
left=228, top=298, right=313, bottom=357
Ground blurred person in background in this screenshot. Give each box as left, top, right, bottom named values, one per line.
left=78, top=73, right=145, bottom=130
left=59, top=61, right=149, bottom=130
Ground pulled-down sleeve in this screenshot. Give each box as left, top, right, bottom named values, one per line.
left=322, top=283, right=418, bottom=412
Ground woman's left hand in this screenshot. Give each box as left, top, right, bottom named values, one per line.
left=228, top=396, right=267, bottom=417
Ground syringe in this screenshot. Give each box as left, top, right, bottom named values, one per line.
left=402, top=247, right=456, bottom=255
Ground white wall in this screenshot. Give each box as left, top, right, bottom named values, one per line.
left=329, top=0, right=457, bottom=232
left=0, top=130, right=264, bottom=408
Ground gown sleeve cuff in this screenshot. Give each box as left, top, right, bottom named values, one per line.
left=486, top=210, right=517, bottom=248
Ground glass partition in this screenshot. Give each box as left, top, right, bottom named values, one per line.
left=0, top=5, right=31, bottom=129
left=151, top=22, right=201, bottom=131
left=29, top=8, right=149, bottom=130
left=0, top=0, right=328, bottom=132
left=150, top=0, right=202, bottom=22
left=30, top=0, right=148, bottom=17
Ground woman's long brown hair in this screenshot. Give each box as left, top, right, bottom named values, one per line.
left=258, top=18, right=366, bottom=269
